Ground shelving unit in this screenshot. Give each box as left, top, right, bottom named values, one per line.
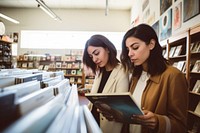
left=62, top=59, right=84, bottom=88
left=17, top=54, right=85, bottom=88
left=0, top=40, right=12, bottom=69
left=187, top=26, right=200, bottom=132
left=17, top=55, right=40, bottom=69
left=162, top=24, right=200, bottom=132
left=84, top=76, right=95, bottom=90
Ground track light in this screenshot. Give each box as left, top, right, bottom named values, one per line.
left=36, top=0, right=62, bottom=21
left=105, top=0, right=109, bottom=16
left=0, top=13, right=20, bottom=24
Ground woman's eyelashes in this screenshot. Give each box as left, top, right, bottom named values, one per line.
left=126, top=46, right=139, bottom=51
left=131, top=44, right=139, bottom=50
left=94, top=50, right=99, bottom=56
left=89, top=51, right=100, bottom=59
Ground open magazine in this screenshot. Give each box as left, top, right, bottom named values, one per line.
left=85, top=92, right=143, bottom=123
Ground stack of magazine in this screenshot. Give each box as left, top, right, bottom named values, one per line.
left=0, top=69, right=102, bottom=133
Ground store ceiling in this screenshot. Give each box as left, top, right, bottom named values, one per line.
left=0, top=0, right=134, bottom=10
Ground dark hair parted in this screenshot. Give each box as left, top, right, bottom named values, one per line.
left=83, top=34, right=119, bottom=74
left=120, top=23, right=168, bottom=76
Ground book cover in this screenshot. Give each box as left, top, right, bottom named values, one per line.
left=69, top=77, right=75, bottom=83
left=28, top=62, right=34, bottom=68
left=196, top=42, right=200, bottom=52
left=71, top=70, right=76, bottom=75
left=61, top=62, right=67, bottom=69
left=176, top=61, right=185, bottom=72
left=38, top=65, right=44, bottom=70
left=82, top=105, right=102, bottom=133
left=192, top=60, right=200, bottom=73
left=192, top=80, right=200, bottom=93
left=55, top=62, right=62, bottom=68
left=15, top=73, right=43, bottom=84
left=169, top=46, right=176, bottom=57
left=55, top=56, right=62, bottom=61
left=50, top=56, right=55, bottom=61
left=23, top=55, right=28, bottom=61
left=85, top=92, right=144, bottom=123
left=43, top=65, right=49, bottom=71
left=0, top=76, right=15, bottom=88
left=194, top=101, right=200, bottom=115
left=16, top=86, right=55, bottom=115
left=173, top=45, right=182, bottom=57
left=4, top=96, right=63, bottom=133
left=49, top=63, right=55, bottom=69
left=44, top=105, right=67, bottom=133
left=3, top=80, right=41, bottom=99
left=22, top=63, right=28, bottom=68
left=191, top=41, right=200, bottom=53
left=77, top=106, right=87, bottom=133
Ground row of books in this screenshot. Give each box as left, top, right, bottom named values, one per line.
left=0, top=68, right=66, bottom=88
left=194, top=101, right=200, bottom=115
left=68, top=77, right=82, bottom=84
left=0, top=69, right=101, bottom=133
left=192, top=80, right=200, bottom=93
left=17, top=62, right=35, bottom=68
left=169, top=45, right=183, bottom=58
left=0, top=71, right=64, bottom=131
left=5, top=86, right=101, bottom=133
left=173, top=60, right=200, bottom=73
left=191, top=60, right=200, bottom=73
left=173, top=61, right=186, bottom=72
left=191, top=101, right=200, bottom=133
left=18, top=62, right=82, bottom=71
left=1, top=78, right=69, bottom=132
left=191, top=41, right=200, bottom=53
left=17, top=62, right=40, bottom=69
left=63, top=69, right=82, bottom=76
left=18, top=55, right=82, bottom=62
left=167, top=41, right=200, bottom=58
left=38, top=65, right=83, bottom=75
left=48, top=62, right=81, bottom=69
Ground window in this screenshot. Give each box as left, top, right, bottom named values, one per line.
left=21, top=30, right=124, bottom=50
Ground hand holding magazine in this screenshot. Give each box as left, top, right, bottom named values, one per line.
left=85, top=92, right=143, bottom=123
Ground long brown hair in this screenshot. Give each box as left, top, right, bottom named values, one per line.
left=83, top=34, right=119, bottom=75
left=120, top=24, right=168, bottom=76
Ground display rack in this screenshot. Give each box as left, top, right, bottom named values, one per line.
left=0, top=40, right=12, bottom=69
left=162, top=24, right=200, bottom=132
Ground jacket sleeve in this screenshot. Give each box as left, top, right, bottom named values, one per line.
left=156, top=71, right=188, bottom=133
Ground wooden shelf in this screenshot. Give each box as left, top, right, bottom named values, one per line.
left=162, top=25, right=200, bottom=132
left=0, top=40, right=12, bottom=69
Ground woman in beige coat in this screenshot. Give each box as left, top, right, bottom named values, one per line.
left=82, top=34, right=129, bottom=133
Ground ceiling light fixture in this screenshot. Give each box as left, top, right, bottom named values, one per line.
left=105, top=0, right=109, bottom=16
left=0, top=13, right=20, bottom=24
left=36, top=0, right=62, bottom=21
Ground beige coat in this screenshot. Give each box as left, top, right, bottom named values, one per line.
left=89, top=64, right=129, bottom=133
left=130, top=66, right=188, bottom=133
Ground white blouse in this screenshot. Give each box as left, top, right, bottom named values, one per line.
left=130, top=71, right=149, bottom=133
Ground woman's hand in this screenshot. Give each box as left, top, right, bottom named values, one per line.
left=97, top=108, right=115, bottom=121
left=95, top=102, right=124, bottom=122
left=131, top=110, right=158, bottom=129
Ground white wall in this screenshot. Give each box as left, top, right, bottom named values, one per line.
left=0, top=8, right=131, bottom=55
left=131, top=0, right=200, bottom=40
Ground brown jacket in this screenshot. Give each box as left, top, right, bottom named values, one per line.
left=129, top=66, right=188, bottom=133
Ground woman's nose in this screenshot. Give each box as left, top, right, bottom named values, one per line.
left=93, top=56, right=98, bottom=63
left=128, top=50, right=134, bottom=57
